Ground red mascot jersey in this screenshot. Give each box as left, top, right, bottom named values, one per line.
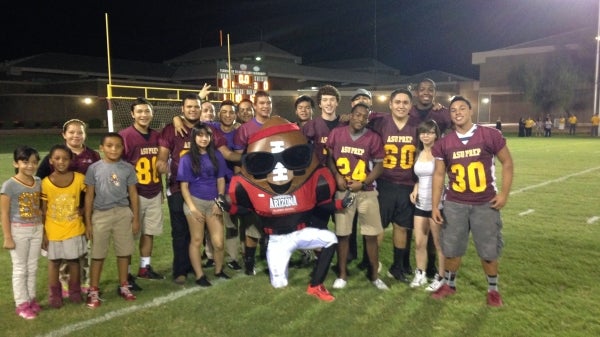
left=228, top=166, right=342, bottom=235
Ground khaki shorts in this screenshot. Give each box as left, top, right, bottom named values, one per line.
left=138, top=194, right=164, bottom=236
left=334, top=190, right=383, bottom=237
left=91, top=207, right=135, bottom=259
left=183, top=196, right=219, bottom=217
left=48, top=235, right=87, bottom=260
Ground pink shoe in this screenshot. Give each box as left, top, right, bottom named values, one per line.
left=487, top=290, right=503, bottom=307
left=431, top=284, right=456, bottom=300
left=29, top=299, right=42, bottom=314
left=16, top=302, right=36, bottom=320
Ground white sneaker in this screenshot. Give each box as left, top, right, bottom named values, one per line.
left=332, top=278, right=347, bottom=289
left=425, top=275, right=444, bottom=292
left=372, top=278, right=389, bottom=291
left=410, top=270, right=427, bottom=288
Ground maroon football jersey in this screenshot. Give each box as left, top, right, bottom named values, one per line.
left=408, top=105, right=452, bottom=134
left=233, top=118, right=264, bottom=150
left=120, top=126, right=162, bottom=198
left=326, top=126, right=384, bottom=190
left=432, top=125, right=506, bottom=204
left=370, top=114, right=417, bottom=186
left=159, top=124, right=192, bottom=194
left=302, top=116, right=342, bottom=166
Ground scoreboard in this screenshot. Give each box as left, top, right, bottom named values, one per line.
left=217, top=62, right=269, bottom=102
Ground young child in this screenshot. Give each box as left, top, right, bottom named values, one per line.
left=41, top=144, right=87, bottom=308
left=84, top=133, right=140, bottom=308
left=177, top=122, right=229, bottom=287
left=1, top=146, right=43, bottom=319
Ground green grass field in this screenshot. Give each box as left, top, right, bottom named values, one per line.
left=1, top=133, right=599, bottom=337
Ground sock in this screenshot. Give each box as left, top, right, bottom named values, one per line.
left=444, top=270, right=457, bottom=288
left=487, top=274, right=498, bottom=292
left=310, top=244, right=337, bottom=286
left=392, top=247, right=406, bottom=271
left=140, top=257, right=150, bottom=268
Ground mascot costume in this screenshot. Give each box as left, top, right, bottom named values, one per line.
left=217, top=116, right=353, bottom=302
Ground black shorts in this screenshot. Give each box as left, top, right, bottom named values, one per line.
left=376, top=179, right=414, bottom=229
left=414, top=208, right=432, bottom=218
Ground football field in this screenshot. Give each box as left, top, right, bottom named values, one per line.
left=0, top=133, right=599, bottom=337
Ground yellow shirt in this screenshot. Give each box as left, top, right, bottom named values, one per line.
left=525, top=119, right=535, bottom=128
left=568, top=116, right=577, bottom=124
left=41, top=172, right=86, bottom=241
left=591, top=115, right=600, bottom=126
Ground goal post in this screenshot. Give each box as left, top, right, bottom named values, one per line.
left=105, top=84, right=231, bottom=132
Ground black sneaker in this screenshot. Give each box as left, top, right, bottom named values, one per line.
left=244, top=261, right=256, bottom=276
left=215, top=271, right=231, bottom=280
left=203, top=259, right=215, bottom=268
left=387, top=268, right=410, bottom=283
left=137, top=265, right=165, bottom=280
left=227, top=261, right=242, bottom=270
left=127, top=273, right=143, bottom=291
left=195, top=275, right=212, bottom=287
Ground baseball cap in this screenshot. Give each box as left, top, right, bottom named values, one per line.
left=351, top=88, right=372, bottom=101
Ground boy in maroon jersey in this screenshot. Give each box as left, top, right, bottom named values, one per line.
left=369, top=89, right=418, bottom=283
left=119, top=98, right=165, bottom=283
left=326, top=103, right=389, bottom=290
left=430, top=96, right=513, bottom=307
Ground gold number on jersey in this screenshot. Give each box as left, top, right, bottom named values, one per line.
left=383, top=144, right=416, bottom=170
left=136, top=157, right=160, bottom=184
left=336, top=157, right=367, bottom=181
left=450, top=161, right=486, bottom=193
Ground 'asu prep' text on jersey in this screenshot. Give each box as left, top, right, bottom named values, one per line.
left=326, top=126, right=384, bottom=190
left=370, top=114, right=418, bottom=186
left=432, top=125, right=506, bottom=204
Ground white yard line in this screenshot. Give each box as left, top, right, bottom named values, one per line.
left=586, top=216, right=600, bottom=224
left=510, top=166, right=600, bottom=195
left=518, top=209, right=535, bottom=216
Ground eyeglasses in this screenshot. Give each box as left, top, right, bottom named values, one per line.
left=242, top=144, right=313, bottom=176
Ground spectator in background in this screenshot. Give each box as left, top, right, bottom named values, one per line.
left=568, top=114, right=577, bottom=135
left=524, top=117, right=535, bottom=137
left=518, top=117, right=525, bottom=137
left=495, top=117, right=502, bottom=131
left=591, top=113, right=599, bottom=137
left=201, top=102, right=216, bottom=122
left=544, top=117, right=553, bottom=137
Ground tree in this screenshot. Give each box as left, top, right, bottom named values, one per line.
left=508, top=54, right=585, bottom=115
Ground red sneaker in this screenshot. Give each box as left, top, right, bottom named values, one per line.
left=431, top=284, right=456, bottom=300
left=86, top=287, right=101, bottom=309
left=306, top=284, right=335, bottom=302
left=487, top=290, right=503, bottom=307
left=119, top=283, right=137, bottom=301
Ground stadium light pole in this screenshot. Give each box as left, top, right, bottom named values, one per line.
left=594, top=0, right=600, bottom=136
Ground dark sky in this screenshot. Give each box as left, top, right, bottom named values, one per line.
left=1, top=0, right=598, bottom=78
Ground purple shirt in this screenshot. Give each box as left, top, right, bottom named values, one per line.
left=176, top=151, right=226, bottom=200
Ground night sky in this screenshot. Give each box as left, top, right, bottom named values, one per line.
left=1, top=0, right=598, bottom=78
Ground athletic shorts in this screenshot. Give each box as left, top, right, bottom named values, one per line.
left=138, top=194, right=164, bottom=237
left=91, top=206, right=135, bottom=259
left=48, top=235, right=87, bottom=260
left=440, top=200, right=504, bottom=260
left=334, top=190, right=383, bottom=237
left=376, top=179, right=414, bottom=229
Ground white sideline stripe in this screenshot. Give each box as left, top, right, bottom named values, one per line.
left=39, top=286, right=201, bottom=337
left=510, top=166, right=600, bottom=195
left=587, top=216, right=600, bottom=224
left=40, top=166, right=600, bottom=336
left=519, top=209, right=535, bottom=216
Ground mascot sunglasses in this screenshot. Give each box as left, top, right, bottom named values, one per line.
left=242, top=144, right=313, bottom=176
